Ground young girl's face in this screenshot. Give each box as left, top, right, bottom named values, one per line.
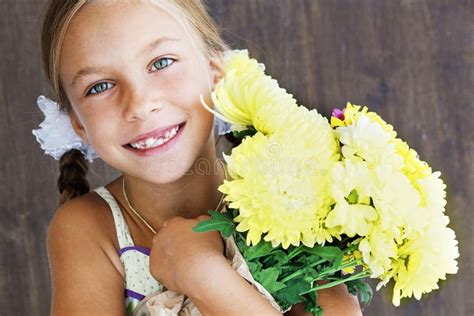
left=59, top=1, right=223, bottom=183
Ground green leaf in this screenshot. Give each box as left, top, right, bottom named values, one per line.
left=271, top=250, right=290, bottom=265
left=307, top=304, right=324, bottom=316
left=274, top=276, right=311, bottom=308
left=302, top=246, right=343, bottom=262
left=242, top=240, right=274, bottom=261
left=254, top=267, right=286, bottom=293
left=302, top=290, right=323, bottom=316
left=192, top=210, right=236, bottom=238
left=305, top=268, right=322, bottom=280
left=305, top=289, right=318, bottom=306
left=247, top=261, right=263, bottom=275
left=235, top=235, right=247, bottom=252
left=296, top=254, right=321, bottom=267
left=232, top=126, right=257, bottom=139
left=346, top=279, right=373, bottom=305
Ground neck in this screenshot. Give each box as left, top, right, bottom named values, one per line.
left=121, top=139, right=226, bottom=231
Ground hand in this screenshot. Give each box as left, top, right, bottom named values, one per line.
left=285, top=283, right=361, bottom=316
left=150, top=215, right=281, bottom=315
left=149, top=215, right=224, bottom=294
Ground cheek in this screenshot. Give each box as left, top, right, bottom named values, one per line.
left=166, top=67, right=214, bottom=117
left=167, top=60, right=213, bottom=106
left=75, top=106, right=119, bottom=144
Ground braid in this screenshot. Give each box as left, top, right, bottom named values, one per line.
left=57, top=149, right=90, bottom=207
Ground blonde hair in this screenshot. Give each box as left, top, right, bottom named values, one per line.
left=40, top=0, right=230, bottom=205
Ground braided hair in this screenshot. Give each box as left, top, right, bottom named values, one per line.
left=57, top=149, right=90, bottom=206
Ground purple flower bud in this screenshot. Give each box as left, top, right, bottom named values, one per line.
left=332, top=108, right=345, bottom=120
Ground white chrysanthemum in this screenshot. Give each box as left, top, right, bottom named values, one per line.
left=359, top=228, right=398, bottom=277
left=416, top=171, right=447, bottom=212
left=377, top=212, right=459, bottom=306
left=335, top=115, right=403, bottom=168
left=371, top=164, right=423, bottom=234
left=325, top=160, right=378, bottom=237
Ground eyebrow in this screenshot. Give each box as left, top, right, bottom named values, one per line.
left=70, top=37, right=181, bottom=87
left=70, top=66, right=107, bottom=87
left=141, top=37, right=180, bottom=57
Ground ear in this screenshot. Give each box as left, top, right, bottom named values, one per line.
left=208, top=52, right=225, bottom=88
left=70, top=112, right=90, bottom=144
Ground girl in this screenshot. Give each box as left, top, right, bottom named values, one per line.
left=39, top=0, right=361, bottom=315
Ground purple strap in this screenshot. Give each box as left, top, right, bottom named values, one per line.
left=125, top=289, right=146, bottom=301
left=118, top=246, right=151, bottom=256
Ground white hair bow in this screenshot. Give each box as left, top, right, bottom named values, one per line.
left=32, top=96, right=98, bottom=162
left=32, top=95, right=232, bottom=162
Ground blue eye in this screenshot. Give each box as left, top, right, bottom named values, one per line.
left=87, top=82, right=113, bottom=96
left=150, top=57, right=175, bottom=72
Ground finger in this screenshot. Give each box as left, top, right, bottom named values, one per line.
left=152, top=233, right=161, bottom=245
left=162, top=216, right=184, bottom=227
left=196, top=215, right=211, bottom=221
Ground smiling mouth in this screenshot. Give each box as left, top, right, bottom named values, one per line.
left=125, top=122, right=185, bottom=150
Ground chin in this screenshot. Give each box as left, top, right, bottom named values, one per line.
left=135, top=156, right=195, bottom=184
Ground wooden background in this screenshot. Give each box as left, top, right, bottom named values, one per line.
left=0, top=0, right=472, bottom=315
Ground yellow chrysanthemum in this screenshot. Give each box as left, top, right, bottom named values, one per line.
left=280, top=105, right=340, bottom=168
left=198, top=49, right=459, bottom=308
left=376, top=212, right=459, bottom=306
left=222, top=49, right=265, bottom=74
left=395, top=139, right=433, bottom=205
left=342, top=250, right=363, bottom=274
left=200, top=49, right=299, bottom=135
left=220, top=130, right=336, bottom=249
left=330, top=102, right=366, bottom=127
left=331, top=102, right=397, bottom=139
left=313, top=221, right=341, bottom=245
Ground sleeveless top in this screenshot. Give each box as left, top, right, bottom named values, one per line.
left=94, top=187, right=163, bottom=315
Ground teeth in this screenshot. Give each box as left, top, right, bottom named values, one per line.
left=146, top=138, right=154, bottom=147
left=129, top=125, right=180, bottom=150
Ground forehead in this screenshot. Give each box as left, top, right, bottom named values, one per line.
left=59, top=1, right=203, bottom=81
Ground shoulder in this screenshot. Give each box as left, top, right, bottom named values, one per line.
left=47, top=191, right=126, bottom=314
left=48, top=190, right=124, bottom=273
left=48, top=190, right=116, bottom=247
left=48, top=191, right=121, bottom=270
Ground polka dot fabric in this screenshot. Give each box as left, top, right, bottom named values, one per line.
left=95, top=187, right=163, bottom=315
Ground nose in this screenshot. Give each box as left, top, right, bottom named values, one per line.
left=123, top=84, right=163, bottom=122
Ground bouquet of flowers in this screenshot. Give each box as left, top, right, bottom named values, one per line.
left=194, top=49, right=459, bottom=315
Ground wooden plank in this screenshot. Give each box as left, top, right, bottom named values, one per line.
left=0, top=0, right=471, bottom=314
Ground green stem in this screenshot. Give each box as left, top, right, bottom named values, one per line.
left=287, top=247, right=304, bottom=260
left=280, top=245, right=362, bottom=284
left=342, top=244, right=358, bottom=254
left=281, top=256, right=362, bottom=284
left=300, top=270, right=371, bottom=295
left=280, top=258, right=327, bottom=283
left=315, top=259, right=362, bottom=279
